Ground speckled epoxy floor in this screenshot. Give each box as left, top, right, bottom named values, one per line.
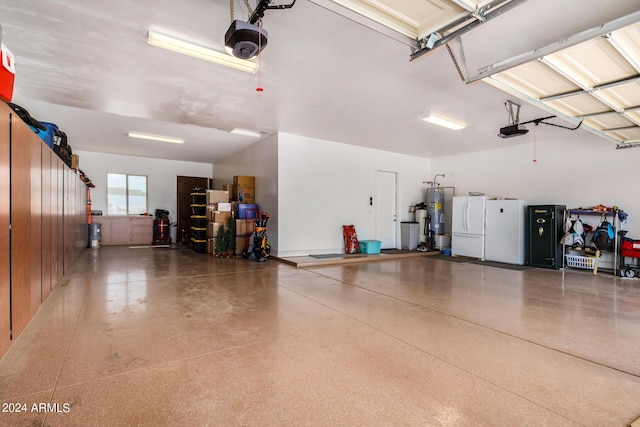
left=1, top=246, right=639, bottom=426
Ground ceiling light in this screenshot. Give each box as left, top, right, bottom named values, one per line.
left=421, top=115, right=465, bottom=130
left=147, top=31, right=258, bottom=73
left=230, top=128, right=262, bottom=137
left=127, top=132, right=184, bottom=144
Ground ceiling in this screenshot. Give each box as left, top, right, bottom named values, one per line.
left=1, top=0, right=639, bottom=164
left=480, top=13, right=640, bottom=148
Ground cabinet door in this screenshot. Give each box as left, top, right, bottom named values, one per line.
left=110, top=217, right=131, bottom=244
left=0, top=104, right=10, bottom=356
left=11, top=112, right=34, bottom=338
left=130, top=217, right=153, bottom=245
left=41, top=145, right=52, bottom=300
left=56, top=156, right=64, bottom=284
left=30, top=136, right=42, bottom=314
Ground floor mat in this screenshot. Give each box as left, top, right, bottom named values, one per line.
left=469, top=260, right=530, bottom=271
left=310, top=254, right=347, bottom=259
left=428, top=254, right=531, bottom=270
left=427, top=254, right=468, bottom=262
left=381, top=249, right=420, bottom=255
left=310, top=253, right=370, bottom=259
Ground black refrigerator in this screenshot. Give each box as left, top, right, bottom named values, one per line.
left=526, top=205, right=566, bottom=269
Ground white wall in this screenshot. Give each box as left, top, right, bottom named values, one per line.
left=213, top=134, right=279, bottom=248
left=76, top=150, right=213, bottom=219
left=277, top=133, right=431, bottom=257
left=431, top=131, right=640, bottom=238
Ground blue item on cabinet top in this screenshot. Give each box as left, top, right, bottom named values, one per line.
left=39, top=122, right=59, bottom=149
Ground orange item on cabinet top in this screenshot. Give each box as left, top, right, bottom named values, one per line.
left=0, top=43, right=15, bottom=102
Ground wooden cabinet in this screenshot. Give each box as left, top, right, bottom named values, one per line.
left=0, top=102, right=10, bottom=356
left=11, top=108, right=36, bottom=338
left=98, top=216, right=153, bottom=245
left=0, top=101, right=87, bottom=359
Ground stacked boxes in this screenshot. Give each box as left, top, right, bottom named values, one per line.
left=232, top=176, right=255, bottom=203
left=200, top=179, right=261, bottom=256
left=205, top=190, right=230, bottom=255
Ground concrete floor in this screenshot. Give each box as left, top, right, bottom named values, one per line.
left=0, top=246, right=639, bottom=426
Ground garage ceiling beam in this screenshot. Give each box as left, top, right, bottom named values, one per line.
left=469, top=10, right=640, bottom=83
left=410, top=0, right=527, bottom=62
left=307, top=0, right=420, bottom=50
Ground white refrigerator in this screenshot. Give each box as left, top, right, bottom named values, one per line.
left=452, top=196, right=487, bottom=259
left=485, top=199, right=528, bottom=265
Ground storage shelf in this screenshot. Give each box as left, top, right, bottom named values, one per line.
left=563, top=208, right=624, bottom=275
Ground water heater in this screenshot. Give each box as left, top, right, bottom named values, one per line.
left=426, top=187, right=445, bottom=235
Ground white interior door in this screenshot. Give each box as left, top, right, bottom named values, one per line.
left=376, top=170, right=397, bottom=249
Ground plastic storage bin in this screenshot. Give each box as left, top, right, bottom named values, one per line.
left=191, top=238, right=207, bottom=253
left=190, top=227, right=206, bottom=241
left=191, top=204, right=206, bottom=216
left=565, top=254, right=597, bottom=270
left=359, top=240, right=381, bottom=254
left=191, top=216, right=206, bottom=228
left=191, top=192, right=206, bottom=204
left=236, top=203, right=259, bottom=220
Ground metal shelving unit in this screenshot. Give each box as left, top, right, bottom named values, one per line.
left=562, top=209, right=622, bottom=275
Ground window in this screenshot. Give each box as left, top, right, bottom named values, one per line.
left=107, top=173, right=148, bottom=215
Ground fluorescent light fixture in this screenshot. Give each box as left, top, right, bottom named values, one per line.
left=147, top=30, right=258, bottom=73
left=230, top=128, right=262, bottom=137
left=127, top=132, right=184, bottom=144
left=421, top=114, right=465, bottom=130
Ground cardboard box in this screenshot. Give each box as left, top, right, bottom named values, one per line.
left=206, top=206, right=231, bottom=223
left=213, top=211, right=231, bottom=225
left=207, top=221, right=223, bottom=238
left=209, top=202, right=232, bottom=212
left=235, top=235, right=250, bottom=255
left=206, top=189, right=229, bottom=204
left=233, top=176, right=255, bottom=186
left=71, top=154, right=79, bottom=170
left=206, top=206, right=216, bottom=222
left=222, top=183, right=234, bottom=193
left=207, top=237, right=216, bottom=255
left=232, top=176, right=256, bottom=202
left=235, top=219, right=256, bottom=235
left=233, top=184, right=255, bottom=203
